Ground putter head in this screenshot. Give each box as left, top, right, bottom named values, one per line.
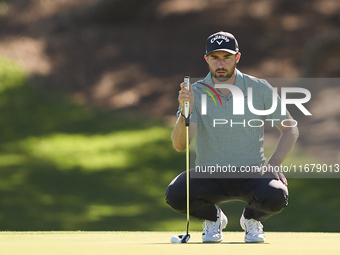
left=178, top=234, right=190, bottom=243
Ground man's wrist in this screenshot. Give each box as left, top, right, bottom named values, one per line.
left=180, top=111, right=191, bottom=118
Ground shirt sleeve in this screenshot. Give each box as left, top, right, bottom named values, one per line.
left=190, top=99, right=198, bottom=123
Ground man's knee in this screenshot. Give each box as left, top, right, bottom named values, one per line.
left=267, top=186, right=289, bottom=213
left=165, top=182, right=187, bottom=213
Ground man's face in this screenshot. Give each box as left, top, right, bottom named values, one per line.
left=205, top=51, right=240, bottom=82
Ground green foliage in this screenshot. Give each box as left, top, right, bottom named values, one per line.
left=0, top=56, right=184, bottom=230
left=0, top=57, right=339, bottom=232
left=0, top=0, right=7, bottom=8
left=0, top=58, right=26, bottom=91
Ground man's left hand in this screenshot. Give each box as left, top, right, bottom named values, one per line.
left=261, top=165, right=288, bottom=186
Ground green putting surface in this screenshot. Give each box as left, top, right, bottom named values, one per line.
left=0, top=231, right=339, bottom=255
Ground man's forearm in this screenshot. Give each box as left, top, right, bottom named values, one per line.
left=171, top=115, right=187, bottom=152
left=267, top=127, right=299, bottom=166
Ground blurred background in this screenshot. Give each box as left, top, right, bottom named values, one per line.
left=0, top=0, right=339, bottom=232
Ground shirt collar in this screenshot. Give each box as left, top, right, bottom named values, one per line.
left=203, top=69, right=245, bottom=91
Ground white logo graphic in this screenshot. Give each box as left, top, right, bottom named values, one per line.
left=210, top=35, right=230, bottom=44
left=201, top=85, right=312, bottom=116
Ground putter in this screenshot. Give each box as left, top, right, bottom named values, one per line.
left=178, top=76, right=191, bottom=243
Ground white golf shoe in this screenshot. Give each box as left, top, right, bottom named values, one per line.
left=240, top=212, right=265, bottom=243
left=202, top=205, right=228, bottom=243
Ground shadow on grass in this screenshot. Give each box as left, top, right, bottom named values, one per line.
left=0, top=58, right=185, bottom=230
left=0, top=95, right=185, bottom=230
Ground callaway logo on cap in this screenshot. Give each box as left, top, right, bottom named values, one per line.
left=206, top=31, right=239, bottom=55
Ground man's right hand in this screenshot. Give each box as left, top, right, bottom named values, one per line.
left=178, top=82, right=195, bottom=115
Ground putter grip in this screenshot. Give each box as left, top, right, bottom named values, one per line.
left=184, top=76, right=190, bottom=126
